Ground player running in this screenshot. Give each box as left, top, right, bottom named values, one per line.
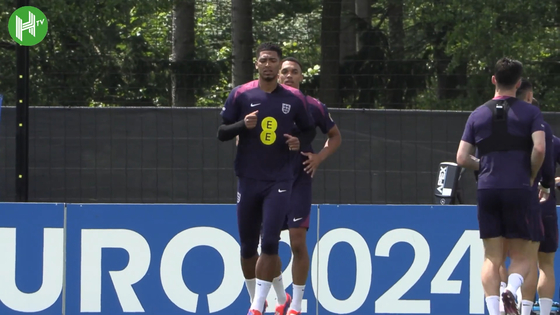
left=456, top=58, right=546, bottom=315
left=263, top=57, right=342, bottom=315
left=217, top=42, right=316, bottom=315
left=496, top=79, right=554, bottom=315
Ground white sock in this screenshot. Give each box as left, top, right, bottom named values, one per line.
left=486, top=296, right=501, bottom=315
left=290, top=284, right=306, bottom=312
left=250, top=279, right=272, bottom=312
left=520, top=300, right=533, bottom=315
left=505, top=273, right=524, bottom=299
left=499, top=282, right=506, bottom=314
left=539, top=298, right=553, bottom=315
left=273, top=275, right=286, bottom=304
left=245, top=278, right=256, bottom=303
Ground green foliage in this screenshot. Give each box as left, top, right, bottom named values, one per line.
left=0, top=0, right=559, bottom=110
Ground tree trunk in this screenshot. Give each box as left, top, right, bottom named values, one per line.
left=433, top=29, right=467, bottom=100
left=355, top=0, right=372, bottom=51
left=339, top=0, right=356, bottom=62
left=171, top=0, right=196, bottom=107
left=231, top=0, right=254, bottom=87
left=320, top=0, right=342, bottom=107
left=386, top=0, right=405, bottom=108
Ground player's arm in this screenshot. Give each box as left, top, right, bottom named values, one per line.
left=539, top=124, right=555, bottom=190
left=292, top=98, right=317, bottom=146
left=554, top=137, right=560, bottom=190
left=217, top=89, right=242, bottom=141
left=317, top=125, right=341, bottom=161
left=456, top=141, right=479, bottom=170
left=216, top=89, right=258, bottom=141
left=456, top=114, right=480, bottom=171
left=217, top=120, right=246, bottom=142
left=301, top=104, right=341, bottom=176
left=530, top=111, right=546, bottom=184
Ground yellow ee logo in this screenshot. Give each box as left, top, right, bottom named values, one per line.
left=260, top=117, right=277, bottom=145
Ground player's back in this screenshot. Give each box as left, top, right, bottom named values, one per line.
left=225, top=81, right=311, bottom=181
left=469, top=97, right=542, bottom=190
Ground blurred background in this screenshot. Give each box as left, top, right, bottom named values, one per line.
left=0, top=0, right=559, bottom=205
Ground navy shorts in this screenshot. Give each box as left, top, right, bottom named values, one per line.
left=477, top=189, right=542, bottom=240
left=282, top=168, right=312, bottom=230
left=539, top=199, right=558, bottom=253
left=237, top=177, right=292, bottom=252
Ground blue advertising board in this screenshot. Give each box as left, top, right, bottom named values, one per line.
left=0, top=203, right=65, bottom=315
left=64, top=204, right=318, bottom=315
left=1, top=202, right=560, bottom=315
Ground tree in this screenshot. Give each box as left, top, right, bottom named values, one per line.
left=231, top=0, right=254, bottom=87
left=320, top=0, right=342, bottom=107
left=171, top=0, right=196, bottom=107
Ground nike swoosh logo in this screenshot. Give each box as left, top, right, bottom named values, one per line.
left=278, top=189, right=287, bottom=193
left=293, top=217, right=303, bottom=222
left=251, top=103, right=261, bottom=107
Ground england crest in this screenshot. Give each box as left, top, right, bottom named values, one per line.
left=282, top=103, right=291, bottom=114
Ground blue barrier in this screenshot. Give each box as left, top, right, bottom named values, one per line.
left=1, top=202, right=559, bottom=315
left=0, top=203, right=64, bottom=315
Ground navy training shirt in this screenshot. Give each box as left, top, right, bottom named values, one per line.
left=290, top=95, right=337, bottom=174
left=220, top=80, right=314, bottom=181
left=461, top=96, right=545, bottom=190
left=542, top=134, right=560, bottom=211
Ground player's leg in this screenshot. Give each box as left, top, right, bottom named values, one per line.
left=519, top=247, right=539, bottom=315
left=537, top=252, right=556, bottom=315
left=502, top=189, right=540, bottom=315
left=537, top=213, right=558, bottom=315
left=237, top=177, right=264, bottom=304
left=477, top=189, right=506, bottom=315
left=519, top=204, right=544, bottom=315
left=249, top=180, right=293, bottom=314
left=286, top=172, right=312, bottom=314
left=499, top=244, right=509, bottom=315
left=269, top=220, right=289, bottom=308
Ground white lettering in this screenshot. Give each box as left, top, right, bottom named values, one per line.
left=160, top=227, right=244, bottom=313
left=311, top=228, right=371, bottom=314
left=0, top=228, right=63, bottom=312
left=375, top=228, right=430, bottom=314
left=80, top=229, right=150, bottom=312
left=431, top=230, right=484, bottom=313
left=437, top=166, right=448, bottom=195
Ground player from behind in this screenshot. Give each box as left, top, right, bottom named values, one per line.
left=498, top=80, right=554, bottom=315
left=456, top=58, right=546, bottom=315
left=531, top=112, right=559, bottom=315
left=267, top=57, right=342, bottom=315
left=217, top=42, right=316, bottom=315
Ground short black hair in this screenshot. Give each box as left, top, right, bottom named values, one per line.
left=281, top=57, right=303, bottom=71
left=494, top=57, right=523, bottom=88
left=516, top=78, right=533, bottom=98
left=256, top=42, right=282, bottom=59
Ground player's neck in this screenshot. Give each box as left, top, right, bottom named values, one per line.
left=494, top=89, right=516, bottom=98
left=258, top=79, right=278, bottom=93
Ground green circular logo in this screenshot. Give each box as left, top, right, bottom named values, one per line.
left=8, top=6, right=48, bottom=46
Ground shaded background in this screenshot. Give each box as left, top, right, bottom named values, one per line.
left=1, top=0, right=559, bottom=204
left=2, top=106, right=559, bottom=204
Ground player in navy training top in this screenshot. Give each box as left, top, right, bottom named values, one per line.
left=259, top=57, right=341, bottom=315
left=540, top=135, right=560, bottom=315
left=456, top=58, right=546, bottom=315
left=217, top=42, right=315, bottom=315
left=529, top=111, right=559, bottom=315
left=496, top=80, right=555, bottom=315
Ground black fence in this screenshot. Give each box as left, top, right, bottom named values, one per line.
left=2, top=106, right=560, bottom=204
